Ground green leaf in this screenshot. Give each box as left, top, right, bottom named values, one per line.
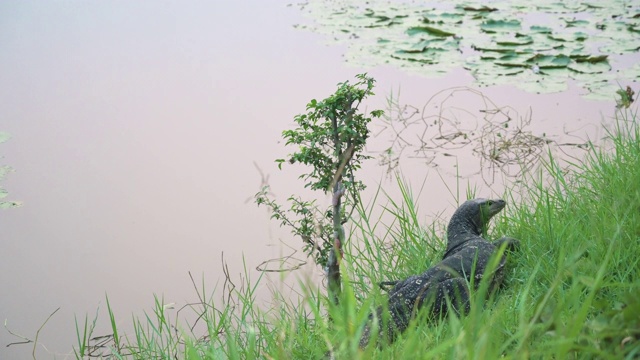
left=407, top=26, right=456, bottom=37
left=0, top=166, right=12, bottom=181
left=480, top=19, right=521, bottom=33
left=572, top=54, right=608, bottom=63
left=563, top=18, right=589, bottom=27
left=496, top=35, right=533, bottom=46
left=548, top=31, right=588, bottom=42
left=530, top=25, right=553, bottom=34
left=471, top=45, right=521, bottom=54
left=0, top=201, right=22, bottom=209
left=526, top=54, right=572, bottom=69
left=297, top=0, right=640, bottom=99
left=459, top=5, right=497, bottom=13
left=568, top=60, right=611, bottom=74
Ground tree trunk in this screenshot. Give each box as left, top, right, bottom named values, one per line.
left=327, top=180, right=345, bottom=304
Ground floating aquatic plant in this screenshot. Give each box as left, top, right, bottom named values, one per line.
left=295, top=0, right=640, bottom=100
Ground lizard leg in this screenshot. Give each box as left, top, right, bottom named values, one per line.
left=378, top=280, right=400, bottom=291
left=492, top=236, right=520, bottom=252
left=361, top=278, right=470, bottom=348
left=418, top=277, right=470, bottom=319
left=359, top=301, right=412, bottom=348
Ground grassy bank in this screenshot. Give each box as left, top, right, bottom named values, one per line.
left=76, top=108, right=640, bottom=359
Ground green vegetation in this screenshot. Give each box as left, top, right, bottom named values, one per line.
left=0, top=132, right=21, bottom=209
left=74, top=99, right=640, bottom=358
left=255, top=73, right=382, bottom=271
left=295, top=0, right=640, bottom=100
left=255, top=73, right=383, bottom=303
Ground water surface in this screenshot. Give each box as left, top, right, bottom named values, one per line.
left=0, top=1, right=623, bottom=358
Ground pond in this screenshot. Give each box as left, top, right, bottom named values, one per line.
left=0, top=1, right=635, bottom=358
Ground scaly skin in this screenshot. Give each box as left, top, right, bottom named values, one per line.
left=359, top=198, right=520, bottom=347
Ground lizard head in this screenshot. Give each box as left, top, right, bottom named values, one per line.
left=447, top=198, right=505, bottom=246
left=476, top=198, right=506, bottom=229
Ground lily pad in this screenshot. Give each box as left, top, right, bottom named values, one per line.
left=572, top=54, right=608, bottom=63
left=405, top=38, right=458, bottom=51
left=472, top=45, right=526, bottom=54
left=480, top=19, right=521, bottom=33
left=422, top=12, right=464, bottom=24
left=296, top=0, right=640, bottom=99
left=458, top=5, right=498, bottom=13
left=548, top=31, right=588, bottom=42
left=619, top=63, right=640, bottom=80
left=364, top=10, right=408, bottom=27
left=0, top=201, right=22, bottom=209
left=568, top=60, right=611, bottom=74
left=0, top=165, right=12, bottom=181
left=514, top=71, right=569, bottom=93
left=496, top=52, right=531, bottom=63
left=581, top=80, right=620, bottom=100
left=526, top=54, right=572, bottom=69
left=393, top=47, right=447, bottom=62
left=407, top=26, right=456, bottom=37
left=496, top=35, right=534, bottom=46
left=530, top=25, right=553, bottom=34
left=563, top=18, right=590, bottom=27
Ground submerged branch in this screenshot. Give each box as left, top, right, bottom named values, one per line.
left=4, top=307, right=60, bottom=360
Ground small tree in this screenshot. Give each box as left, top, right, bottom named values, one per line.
left=256, top=74, right=383, bottom=302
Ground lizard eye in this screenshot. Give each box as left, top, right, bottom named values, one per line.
left=486, top=200, right=493, bottom=206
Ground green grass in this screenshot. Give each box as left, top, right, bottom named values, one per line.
left=75, top=108, right=640, bottom=359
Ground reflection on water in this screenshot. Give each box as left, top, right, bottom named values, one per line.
left=0, top=1, right=621, bottom=358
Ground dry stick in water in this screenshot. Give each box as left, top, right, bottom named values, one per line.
left=4, top=306, right=60, bottom=360
left=256, top=240, right=307, bottom=273
left=221, top=252, right=236, bottom=307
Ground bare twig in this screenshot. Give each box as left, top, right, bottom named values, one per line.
left=5, top=321, right=32, bottom=347
left=221, top=252, right=236, bottom=307
left=256, top=241, right=308, bottom=273
left=4, top=307, right=60, bottom=360
left=375, top=86, right=592, bottom=185
left=32, top=307, right=60, bottom=359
